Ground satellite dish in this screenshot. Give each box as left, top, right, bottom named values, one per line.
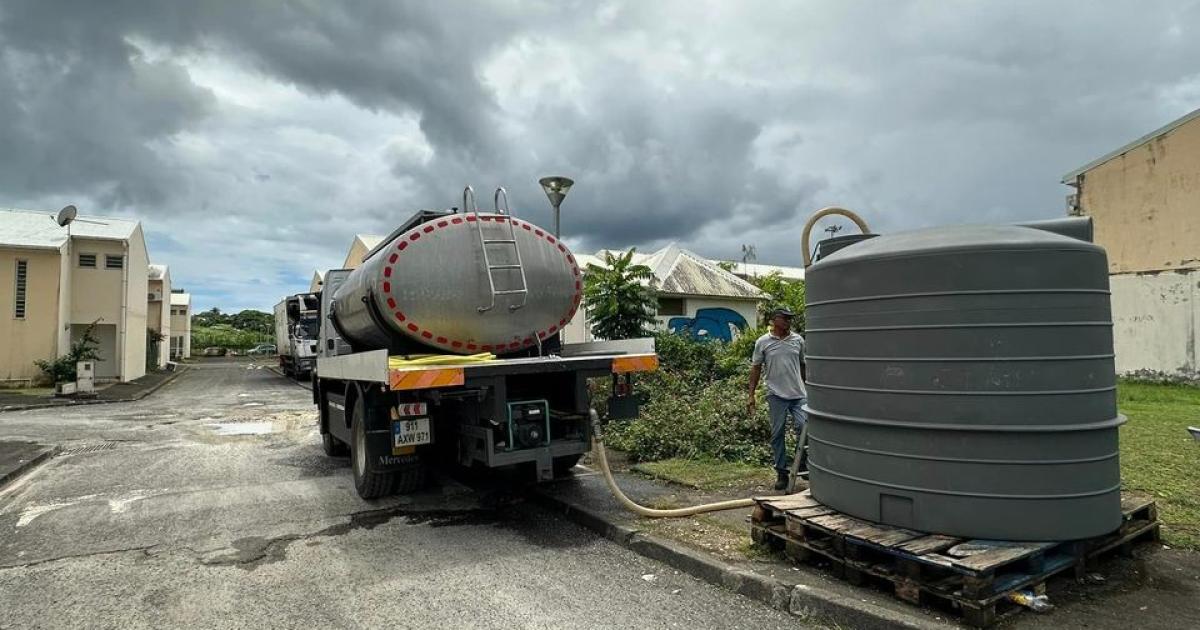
left=55, top=205, right=77, bottom=227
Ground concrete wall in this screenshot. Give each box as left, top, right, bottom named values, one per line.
left=123, top=227, right=149, bottom=381
left=70, top=238, right=126, bottom=338
left=659, top=297, right=759, bottom=341
left=170, top=300, right=191, bottom=359
left=1078, top=116, right=1200, bottom=274
left=0, top=246, right=64, bottom=383
left=69, top=233, right=148, bottom=382
left=147, top=271, right=171, bottom=368
left=1110, top=270, right=1200, bottom=380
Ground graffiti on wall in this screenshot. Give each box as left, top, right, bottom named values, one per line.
left=667, top=307, right=749, bottom=342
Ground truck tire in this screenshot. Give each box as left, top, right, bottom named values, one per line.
left=553, top=454, right=583, bottom=477
left=391, top=459, right=427, bottom=494
left=322, top=432, right=348, bottom=457
left=351, top=395, right=394, bottom=499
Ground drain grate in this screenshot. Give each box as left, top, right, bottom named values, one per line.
left=58, top=441, right=122, bottom=456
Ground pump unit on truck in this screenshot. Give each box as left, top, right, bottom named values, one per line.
left=274, top=293, right=320, bottom=378
left=313, top=186, right=657, bottom=499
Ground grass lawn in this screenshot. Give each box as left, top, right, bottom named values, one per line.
left=632, top=458, right=774, bottom=491
left=1118, top=380, right=1200, bottom=550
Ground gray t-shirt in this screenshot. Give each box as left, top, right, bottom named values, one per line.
left=751, top=331, right=807, bottom=400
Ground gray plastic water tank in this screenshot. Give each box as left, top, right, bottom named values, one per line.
left=804, top=223, right=1123, bottom=541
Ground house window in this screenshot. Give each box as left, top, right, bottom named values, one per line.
left=105, top=254, right=124, bottom=270
left=79, top=253, right=97, bottom=268
left=13, top=260, right=28, bottom=319
left=657, top=297, right=685, bottom=316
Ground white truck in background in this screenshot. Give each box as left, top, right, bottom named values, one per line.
left=274, top=293, right=320, bottom=378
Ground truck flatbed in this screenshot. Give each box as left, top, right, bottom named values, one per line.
left=317, top=338, right=658, bottom=388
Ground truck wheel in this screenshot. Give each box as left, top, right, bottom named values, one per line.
left=392, top=460, right=427, bottom=494
left=553, top=454, right=583, bottom=477
left=351, top=395, right=393, bottom=499
left=322, top=432, right=348, bottom=457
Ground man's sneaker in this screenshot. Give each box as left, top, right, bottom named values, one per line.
left=773, top=471, right=789, bottom=491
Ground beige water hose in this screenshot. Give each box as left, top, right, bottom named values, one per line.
left=801, top=206, right=871, bottom=267
left=589, top=410, right=755, bottom=517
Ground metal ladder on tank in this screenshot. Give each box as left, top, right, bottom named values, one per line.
left=465, top=186, right=529, bottom=313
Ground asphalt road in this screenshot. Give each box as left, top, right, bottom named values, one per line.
left=0, top=361, right=804, bottom=629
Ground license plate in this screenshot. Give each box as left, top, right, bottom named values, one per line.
left=393, top=417, right=431, bottom=447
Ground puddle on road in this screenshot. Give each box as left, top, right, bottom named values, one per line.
left=201, top=411, right=316, bottom=439
left=209, top=422, right=276, bottom=436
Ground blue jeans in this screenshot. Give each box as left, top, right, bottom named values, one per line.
left=768, top=394, right=808, bottom=473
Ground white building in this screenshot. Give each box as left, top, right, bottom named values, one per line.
left=147, top=264, right=172, bottom=369
left=169, top=291, right=192, bottom=360
left=565, top=243, right=766, bottom=343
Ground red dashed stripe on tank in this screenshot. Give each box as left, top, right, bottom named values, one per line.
left=381, top=214, right=582, bottom=352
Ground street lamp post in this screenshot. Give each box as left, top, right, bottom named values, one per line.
left=538, top=176, right=574, bottom=238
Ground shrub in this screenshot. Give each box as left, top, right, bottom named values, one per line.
left=605, top=328, right=785, bottom=466
left=192, top=324, right=272, bottom=351
left=35, top=320, right=102, bottom=385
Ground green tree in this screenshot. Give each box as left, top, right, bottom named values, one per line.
left=193, top=307, right=227, bottom=328
left=35, top=319, right=103, bottom=385
left=230, top=309, right=274, bottom=334
left=583, top=249, right=658, bottom=340
left=749, top=271, right=806, bottom=332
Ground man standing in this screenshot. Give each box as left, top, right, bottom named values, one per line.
left=748, top=308, right=807, bottom=491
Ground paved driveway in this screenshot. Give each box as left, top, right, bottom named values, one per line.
left=0, top=362, right=804, bottom=629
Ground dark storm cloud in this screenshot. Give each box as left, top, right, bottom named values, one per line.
left=1, top=0, right=1199, bottom=309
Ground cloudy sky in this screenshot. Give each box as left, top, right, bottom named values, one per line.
left=2, top=1, right=1198, bottom=312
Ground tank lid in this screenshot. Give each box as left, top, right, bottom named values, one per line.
left=810, top=224, right=1103, bottom=269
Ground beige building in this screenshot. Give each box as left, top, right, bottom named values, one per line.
left=343, top=234, right=383, bottom=270
left=309, top=270, right=324, bottom=293
left=147, top=264, right=172, bottom=369
left=1, top=208, right=153, bottom=384
left=1062, top=107, right=1200, bottom=379
left=169, top=291, right=192, bottom=360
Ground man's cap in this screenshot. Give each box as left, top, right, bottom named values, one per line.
left=770, top=307, right=795, bottom=318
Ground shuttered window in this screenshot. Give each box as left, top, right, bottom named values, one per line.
left=79, top=253, right=97, bottom=268
left=14, top=260, right=28, bottom=319
left=105, top=254, right=124, bottom=270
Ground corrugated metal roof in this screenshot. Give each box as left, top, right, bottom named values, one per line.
left=1062, top=106, right=1200, bottom=183
left=170, top=292, right=191, bottom=306
left=0, top=207, right=139, bottom=249
left=588, top=243, right=765, bottom=300
left=721, top=261, right=805, bottom=281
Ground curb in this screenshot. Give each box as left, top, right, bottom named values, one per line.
left=531, top=489, right=952, bottom=630
left=265, top=365, right=312, bottom=391
left=0, top=367, right=188, bottom=414
left=0, top=445, right=56, bottom=489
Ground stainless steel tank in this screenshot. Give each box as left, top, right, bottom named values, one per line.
left=804, top=221, right=1123, bottom=541
left=332, top=211, right=582, bottom=355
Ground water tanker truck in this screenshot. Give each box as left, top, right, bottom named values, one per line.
left=274, top=293, right=320, bottom=377
left=313, top=187, right=657, bottom=498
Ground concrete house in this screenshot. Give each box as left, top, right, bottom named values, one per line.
left=1, top=208, right=150, bottom=384
left=343, top=234, right=384, bottom=270
left=1062, top=106, right=1200, bottom=380
left=566, top=244, right=766, bottom=343
left=309, top=270, right=324, bottom=293
left=147, top=264, right=172, bottom=369
left=169, top=291, right=192, bottom=360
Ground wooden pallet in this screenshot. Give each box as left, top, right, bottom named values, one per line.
left=751, top=490, right=1159, bottom=627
